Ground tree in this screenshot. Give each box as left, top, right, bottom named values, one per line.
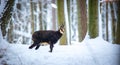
left=57, top=0, right=67, bottom=45
left=39, top=1, right=43, bottom=30
left=105, top=1, right=109, bottom=41
left=67, top=0, right=71, bottom=44
left=69, top=0, right=78, bottom=42
left=52, top=0, right=57, bottom=30
left=115, top=1, right=120, bottom=44
left=88, top=0, right=98, bottom=38
left=77, top=0, right=87, bottom=41
left=110, top=1, right=116, bottom=43
left=0, top=0, right=15, bottom=37
left=7, top=20, right=14, bottom=43
left=30, top=0, right=35, bottom=34
left=64, top=0, right=71, bottom=45
left=101, top=1, right=107, bottom=41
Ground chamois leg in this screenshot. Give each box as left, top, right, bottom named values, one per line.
left=49, top=43, right=54, bottom=52
left=35, top=44, right=40, bottom=50
left=29, top=43, right=36, bottom=49
left=29, top=42, right=38, bottom=49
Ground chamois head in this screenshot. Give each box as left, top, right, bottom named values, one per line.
left=59, top=24, right=65, bottom=34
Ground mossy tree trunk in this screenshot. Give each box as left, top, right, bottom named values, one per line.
left=0, top=0, right=15, bottom=37
left=77, top=0, right=87, bottom=42
left=88, top=0, right=98, bottom=38
left=115, top=1, right=120, bottom=44
left=57, top=0, right=67, bottom=45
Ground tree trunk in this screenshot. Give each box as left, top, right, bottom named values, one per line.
left=106, top=2, right=109, bottom=41
left=115, top=1, right=120, bottom=44
left=52, top=0, right=57, bottom=30
left=57, top=0, right=67, bottom=45
left=77, top=0, right=87, bottom=41
left=64, top=0, right=71, bottom=45
left=0, top=0, right=15, bottom=37
left=30, top=0, right=35, bottom=34
left=88, top=0, right=98, bottom=38
left=67, top=0, right=71, bottom=44
left=101, top=2, right=106, bottom=41
left=110, top=2, right=116, bottom=43
left=39, top=1, right=43, bottom=30
left=7, top=20, right=13, bottom=43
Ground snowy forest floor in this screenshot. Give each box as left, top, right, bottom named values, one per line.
left=0, top=37, right=120, bottom=65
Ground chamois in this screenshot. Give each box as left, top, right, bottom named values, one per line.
left=29, top=24, right=64, bottom=52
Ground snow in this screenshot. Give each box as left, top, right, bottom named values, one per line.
left=51, top=3, right=57, bottom=8
left=0, top=29, right=9, bottom=49
left=0, top=36, right=120, bottom=65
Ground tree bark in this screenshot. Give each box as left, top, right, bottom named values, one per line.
left=30, top=0, right=35, bottom=34
left=7, top=20, right=13, bottom=43
left=52, top=0, right=57, bottom=30
left=110, top=2, right=116, bottom=43
left=88, top=0, right=98, bottom=38
left=115, top=1, right=120, bottom=44
left=106, top=2, right=109, bottom=41
left=57, top=0, right=67, bottom=45
left=77, top=0, right=87, bottom=41
left=67, top=0, right=71, bottom=44
left=39, top=1, right=43, bottom=30
left=0, top=0, right=15, bottom=37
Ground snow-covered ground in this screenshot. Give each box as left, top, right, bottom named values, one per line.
left=0, top=36, right=120, bottom=65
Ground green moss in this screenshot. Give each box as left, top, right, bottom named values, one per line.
left=88, top=0, right=98, bottom=38
left=57, top=0, right=67, bottom=45
left=115, top=1, right=120, bottom=44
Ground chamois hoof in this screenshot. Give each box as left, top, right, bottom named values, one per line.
left=29, top=47, right=32, bottom=49
left=49, top=50, right=52, bottom=53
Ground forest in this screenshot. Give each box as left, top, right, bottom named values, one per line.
left=0, top=0, right=120, bottom=45
left=0, top=0, right=120, bottom=65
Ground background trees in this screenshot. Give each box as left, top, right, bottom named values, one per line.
left=100, top=0, right=120, bottom=44
left=0, top=0, right=120, bottom=45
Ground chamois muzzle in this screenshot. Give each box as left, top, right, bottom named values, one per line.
left=59, top=24, right=65, bottom=34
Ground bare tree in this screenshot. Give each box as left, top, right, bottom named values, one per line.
left=77, top=0, right=87, bottom=41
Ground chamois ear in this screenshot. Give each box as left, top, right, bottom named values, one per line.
left=60, top=23, right=65, bottom=28
left=59, top=23, right=65, bottom=34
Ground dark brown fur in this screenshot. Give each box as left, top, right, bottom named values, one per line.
left=29, top=25, right=64, bottom=52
